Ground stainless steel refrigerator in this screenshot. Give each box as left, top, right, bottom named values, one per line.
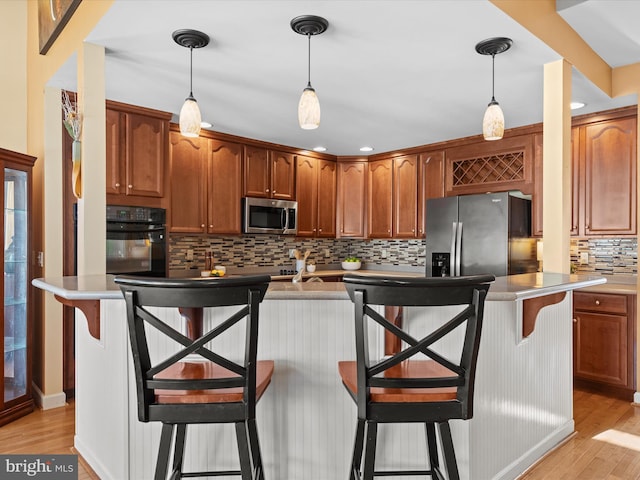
left=425, top=192, right=538, bottom=277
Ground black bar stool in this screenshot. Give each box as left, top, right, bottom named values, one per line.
left=115, top=275, right=273, bottom=480
left=338, top=274, right=494, bottom=480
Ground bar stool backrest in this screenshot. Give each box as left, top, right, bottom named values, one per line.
left=343, top=274, right=494, bottom=420
left=115, top=275, right=271, bottom=422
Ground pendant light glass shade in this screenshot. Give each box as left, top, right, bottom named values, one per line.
left=482, top=99, right=504, bottom=141
left=298, top=85, right=320, bottom=130
left=180, top=95, right=202, bottom=137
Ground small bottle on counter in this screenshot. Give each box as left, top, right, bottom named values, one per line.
left=205, top=251, right=213, bottom=271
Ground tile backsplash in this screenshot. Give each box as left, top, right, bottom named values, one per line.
left=571, top=238, right=637, bottom=275
left=170, top=235, right=426, bottom=271
left=170, top=235, right=637, bottom=276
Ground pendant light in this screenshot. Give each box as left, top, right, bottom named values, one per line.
left=173, top=29, right=210, bottom=137
left=475, top=37, right=512, bottom=141
left=291, top=15, right=328, bottom=130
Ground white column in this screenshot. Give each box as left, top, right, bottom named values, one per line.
left=77, top=42, right=106, bottom=275
left=542, top=60, right=572, bottom=273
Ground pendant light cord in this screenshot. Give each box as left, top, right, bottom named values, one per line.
left=491, top=53, right=496, bottom=102
left=307, top=33, right=312, bottom=88
left=189, top=46, right=194, bottom=98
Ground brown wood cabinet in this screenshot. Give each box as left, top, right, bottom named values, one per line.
left=367, top=159, right=393, bottom=238
left=105, top=101, right=171, bottom=204
left=573, top=291, right=636, bottom=399
left=417, top=151, right=444, bottom=237
left=534, top=108, right=637, bottom=238
left=296, top=156, right=336, bottom=237
left=243, top=146, right=295, bottom=200
left=337, top=160, right=367, bottom=238
left=0, top=148, right=35, bottom=426
left=169, top=131, right=243, bottom=235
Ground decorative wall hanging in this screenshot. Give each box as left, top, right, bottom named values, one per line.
left=38, top=0, right=83, bottom=55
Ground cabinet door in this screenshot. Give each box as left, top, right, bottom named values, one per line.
left=393, top=155, right=418, bottom=238
left=124, top=112, right=166, bottom=197
left=295, top=156, right=318, bottom=237
left=417, top=151, right=444, bottom=237
left=270, top=151, right=296, bottom=200
left=367, top=159, right=393, bottom=238
left=105, top=108, right=123, bottom=195
left=574, top=311, right=628, bottom=387
left=583, top=117, right=637, bottom=235
left=169, top=133, right=207, bottom=233
left=208, top=140, right=243, bottom=234
left=243, top=146, right=270, bottom=198
left=317, top=160, right=336, bottom=237
left=337, top=162, right=367, bottom=238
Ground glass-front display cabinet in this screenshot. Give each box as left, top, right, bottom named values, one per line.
left=0, top=148, right=35, bottom=426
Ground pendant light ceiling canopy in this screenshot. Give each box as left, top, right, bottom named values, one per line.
left=291, top=15, right=328, bottom=130
left=173, top=29, right=210, bottom=138
left=475, top=37, right=512, bottom=141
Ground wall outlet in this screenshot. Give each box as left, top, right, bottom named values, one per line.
left=186, top=249, right=194, bottom=261
left=579, top=252, right=589, bottom=264
left=381, top=249, right=387, bottom=259
left=324, top=249, right=331, bottom=258
left=289, top=249, right=296, bottom=258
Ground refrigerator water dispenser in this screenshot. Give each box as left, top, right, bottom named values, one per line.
left=431, top=253, right=450, bottom=277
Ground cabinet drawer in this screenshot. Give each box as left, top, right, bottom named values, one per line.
left=574, top=292, right=627, bottom=314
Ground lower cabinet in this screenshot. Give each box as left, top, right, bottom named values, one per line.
left=573, top=291, right=636, bottom=399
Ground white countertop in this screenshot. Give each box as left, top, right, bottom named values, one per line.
left=33, top=271, right=606, bottom=302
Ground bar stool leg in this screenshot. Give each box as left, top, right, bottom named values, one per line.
left=246, top=417, right=264, bottom=480
left=362, top=421, right=378, bottom=480
left=425, top=422, right=442, bottom=476
left=437, top=421, right=460, bottom=480
left=350, top=418, right=366, bottom=480
left=235, top=421, right=253, bottom=480
left=169, top=424, right=186, bottom=480
left=155, top=423, right=174, bottom=480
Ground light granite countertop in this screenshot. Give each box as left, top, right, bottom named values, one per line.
left=33, top=272, right=606, bottom=302
left=575, top=274, right=637, bottom=295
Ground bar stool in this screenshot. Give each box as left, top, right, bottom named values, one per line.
left=338, top=274, right=494, bottom=480
left=115, top=275, right=273, bottom=480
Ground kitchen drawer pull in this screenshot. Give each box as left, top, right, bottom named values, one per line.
left=595, top=300, right=600, bottom=305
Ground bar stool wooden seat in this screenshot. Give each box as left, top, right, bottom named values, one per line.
left=338, top=274, right=494, bottom=480
left=115, top=275, right=273, bottom=480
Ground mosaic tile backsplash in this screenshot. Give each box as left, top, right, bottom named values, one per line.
left=170, top=235, right=637, bottom=276
left=170, top=235, right=426, bottom=271
left=571, top=238, right=637, bottom=275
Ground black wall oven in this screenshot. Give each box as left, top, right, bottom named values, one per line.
left=106, top=206, right=166, bottom=277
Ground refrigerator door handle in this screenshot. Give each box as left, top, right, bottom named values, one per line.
left=455, top=222, right=463, bottom=276
left=450, top=222, right=457, bottom=276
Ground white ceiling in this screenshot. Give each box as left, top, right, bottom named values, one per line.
left=49, top=0, right=638, bottom=156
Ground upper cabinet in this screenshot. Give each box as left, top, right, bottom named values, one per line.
left=243, top=146, right=295, bottom=200
left=531, top=107, right=637, bottom=238
left=169, top=131, right=243, bottom=235
left=296, top=156, right=336, bottom=238
left=106, top=101, right=171, bottom=204
left=367, top=159, right=393, bottom=238
left=581, top=116, right=636, bottom=236
left=417, top=150, right=445, bottom=237
left=337, top=160, right=367, bottom=238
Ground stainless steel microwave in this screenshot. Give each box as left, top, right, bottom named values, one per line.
left=242, top=197, right=298, bottom=235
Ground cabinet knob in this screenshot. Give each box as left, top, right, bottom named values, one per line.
left=273, top=190, right=276, bottom=194
left=319, top=229, right=322, bottom=232
left=115, top=183, right=120, bottom=188
left=128, top=184, right=133, bottom=189
left=388, top=230, right=391, bottom=233
left=573, top=318, right=577, bottom=323
left=411, top=229, right=415, bottom=233
left=209, top=225, right=213, bottom=228
left=201, top=224, right=205, bottom=228
left=313, top=228, right=316, bottom=232
left=595, top=300, right=600, bottom=305
left=266, top=189, right=270, bottom=193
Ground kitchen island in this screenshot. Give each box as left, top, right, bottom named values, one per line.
left=33, top=272, right=605, bottom=480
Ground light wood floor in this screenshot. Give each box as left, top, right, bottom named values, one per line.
left=0, top=389, right=638, bottom=479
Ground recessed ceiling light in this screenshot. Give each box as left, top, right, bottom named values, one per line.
left=201, top=121, right=212, bottom=128
left=570, top=101, right=586, bottom=110
left=313, top=146, right=327, bottom=152
left=359, top=146, right=374, bottom=152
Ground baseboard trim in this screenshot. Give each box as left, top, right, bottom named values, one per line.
left=32, top=383, right=67, bottom=410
